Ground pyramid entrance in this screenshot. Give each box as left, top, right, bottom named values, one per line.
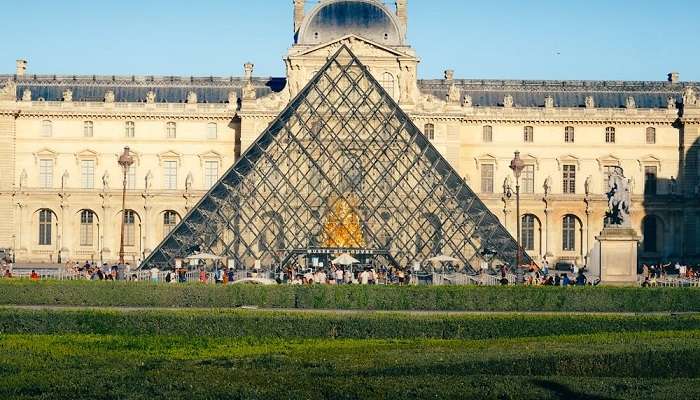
left=143, top=46, right=530, bottom=272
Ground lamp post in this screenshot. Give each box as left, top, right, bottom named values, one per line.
left=509, top=151, right=525, bottom=271
left=118, top=147, right=134, bottom=266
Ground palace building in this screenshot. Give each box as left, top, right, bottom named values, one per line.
left=1, top=0, right=699, bottom=267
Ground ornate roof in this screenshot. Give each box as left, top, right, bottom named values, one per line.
left=298, top=0, right=404, bottom=46
left=418, top=79, right=693, bottom=109
left=1, top=74, right=285, bottom=103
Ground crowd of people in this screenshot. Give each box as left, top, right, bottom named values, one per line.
left=496, top=262, right=596, bottom=287
left=279, top=265, right=408, bottom=285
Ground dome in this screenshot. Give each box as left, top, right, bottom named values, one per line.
left=299, top=0, right=403, bottom=46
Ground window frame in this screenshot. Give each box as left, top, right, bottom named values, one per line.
left=523, top=126, right=534, bottom=143
left=646, top=127, right=656, bottom=144
left=482, top=125, right=493, bottom=143
left=605, top=127, right=616, bottom=143
left=424, top=123, right=435, bottom=140
left=83, top=121, right=94, bottom=138
left=80, top=159, right=95, bottom=189
left=41, top=120, right=52, bottom=137
left=163, top=160, right=178, bottom=190
left=38, top=209, right=53, bottom=246
left=79, top=210, right=95, bottom=246
left=39, top=159, right=54, bottom=189
left=204, top=160, right=219, bottom=188
left=521, top=214, right=536, bottom=251
left=166, top=121, right=177, bottom=139
left=564, top=126, right=575, bottom=143
left=206, top=122, right=218, bottom=140
left=562, top=215, right=577, bottom=252
left=562, top=164, right=576, bottom=194
left=521, top=165, right=535, bottom=194
left=480, top=164, right=495, bottom=194
left=123, top=210, right=136, bottom=247
left=125, top=121, right=135, bottom=138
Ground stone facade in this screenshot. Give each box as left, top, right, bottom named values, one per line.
left=0, top=0, right=698, bottom=266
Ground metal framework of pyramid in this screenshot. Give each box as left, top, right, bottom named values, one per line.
left=143, top=46, right=531, bottom=272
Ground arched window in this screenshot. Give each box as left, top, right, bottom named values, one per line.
left=207, top=122, right=217, bottom=140
left=41, top=120, right=52, bottom=137
left=524, top=126, right=534, bottom=142
left=605, top=127, right=616, bottom=143
left=163, top=211, right=179, bottom=237
left=565, top=126, right=575, bottom=143
left=562, top=215, right=577, bottom=252
left=166, top=122, right=177, bottom=139
left=80, top=210, right=95, bottom=246
left=522, top=214, right=536, bottom=251
left=380, top=72, right=395, bottom=98
left=124, top=210, right=137, bottom=247
left=83, top=121, right=94, bottom=137
left=38, top=209, right=53, bottom=245
left=643, top=216, right=659, bottom=252
left=482, top=126, right=493, bottom=142
left=125, top=121, right=135, bottom=138
left=646, top=127, right=656, bottom=144
left=424, top=123, right=435, bottom=140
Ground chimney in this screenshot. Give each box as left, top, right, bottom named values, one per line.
left=294, top=0, right=305, bottom=35
left=668, top=72, right=679, bottom=83
left=244, top=63, right=254, bottom=81
left=395, top=0, right=407, bottom=33
left=16, top=59, right=27, bottom=76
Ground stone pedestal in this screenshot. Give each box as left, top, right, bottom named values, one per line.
left=596, top=228, right=641, bottom=285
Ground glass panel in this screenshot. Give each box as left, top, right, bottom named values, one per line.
left=164, top=161, right=177, bottom=190
left=563, top=165, right=576, bottom=194
left=81, top=160, right=95, bottom=189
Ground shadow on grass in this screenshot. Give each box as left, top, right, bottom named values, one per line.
left=531, top=379, right=614, bottom=400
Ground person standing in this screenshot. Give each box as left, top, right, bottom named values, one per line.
left=335, top=268, right=344, bottom=285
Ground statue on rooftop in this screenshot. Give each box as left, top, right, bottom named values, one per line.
left=503, top=94, right=514, bottom=108
left=22, top=88, right=31, bottom=102
left=544, top=95, right=554, bottom=108
left=146, top=90, right=156, bottom=104
left=104, top=90, right=115, bottom=103
left=683, top=86, right=698, bottom=106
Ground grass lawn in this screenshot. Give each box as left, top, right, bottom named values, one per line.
left=1, top=308, right=699, bottom=399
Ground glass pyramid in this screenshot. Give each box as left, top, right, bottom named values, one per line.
left=143, top=46, right=531, bottom=272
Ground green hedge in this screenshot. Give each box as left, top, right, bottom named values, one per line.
left=1, top=279, right=700, bottom=312
left=1, top=308, right=700, bottom=339
left=2, top=331, right=700, bottom=399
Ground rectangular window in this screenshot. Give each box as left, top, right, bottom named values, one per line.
left=125, top=121, right=135, bottom=138
left=605, top=127, right=616, bottom=143
left=524, top=126, right=534, bottom=143
left=80, top=160, right=95, bottom=189
left=562, top=216, right=576, bottom=252
left=207, top=123, right=218, bottom=139
left=646, top=127, right=656, bottom=144
left=166, top=122, right=177, bottom=139
left=204, top=161, right=219, bottom=187
left=481, top=164, right=494, bottom=194
left=164, top=160, right=177, bottom=190
left=482, top=126, right=493, bottom=143
left=522, top=165, right=535, bottom=194
left=565, top=126, right=575, bottom=143
left=126, top=166, right=136, bottom=190
left=39, top=210, right=52, bottom=246
left=41, top=121, right=52, bottom=137
left=645, top=166, right=658, bottom=195
left=563, top=165, right=576, bottom=194
left=80, top=211, right=94, bottom=247
left=83, top=121, right=94, bottom=138
left=39, top=159, right=53, bottom=188
left=124, top=211, right=136, bottom=247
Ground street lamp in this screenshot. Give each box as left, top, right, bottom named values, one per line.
left=509, top=151, right=525, bottom=271
left=118, top=146, right=134, bottom=266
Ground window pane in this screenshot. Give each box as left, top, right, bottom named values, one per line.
left=522, top=215, right=535, bottom=251
left=563, top=165, right=576, bottom=194
left=565, top=126, right=574, bottom=143
left=562, top=215, right=576, bottom=251
left=124, top=210, right=136, bottom=247
left=164, top=161, right=177, bottom=190
left=645, top=166, right=657, bottom=195
left=125, top=121, right=135, bottom=138
left=482, top=126, right=493, bottom=142
left=39, top=159, right=53, bottom=188
left=204, top=161, right=219, bottom=187
left=424, top=124, right=434, bottom=140
left=41, top=121, right=52, bottom=137
left=606, top=127, right=615, bottom=143
left=207, top=123, right=217, bottom=139
left=83, top=121, right=93, bottom=137
left=524, top=126, right=533, bottom=142
left=81, top=160, right=95, bottom=189
left=481, top=164, right=494, bottom=193
left=646, top=127, right=656, bottom=144
left=126, top=166, right=136, bottom=190
left=166, top=122, right=176, bottom=138
left=163, top=211, right=178, bottom=237
left=39, top=210, right=52, bottom=245
left=80, top=210, right=94, bottom=246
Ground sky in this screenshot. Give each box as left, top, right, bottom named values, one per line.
left=1, top=0, right=699, bottom=81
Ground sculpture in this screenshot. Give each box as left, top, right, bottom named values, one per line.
left=19, top=169, right=28, bottom=189
left=186, top=91, right=198, bottom=104
left=102, top=171, right=110, bottom=191
left=667, top=96, right=677, bottom=109
left=185, top=172, right=193, bottom=192
left=503, top=94, right=514, bottom=108
left=585, top=95, right=595, bottom=108
left=683, top=86, right=698, bottom=106
left=605, top=166, right=631, bottom=228
left=242, top=82, right=256, bottom=100
left=447, top=84, right=460, bottom=104
left=544, top=95, right=554, bottom=108
left=146, top=90, right=156, bottom=104
left=626, top=96, right=636, bottom=109
left=228, top=90, right=238, bottom=107
left=444, top=69, right=454, bottom=81
left=145, top=170, right=153, bottom=191
left=61, top=170, right=70, bottom=189
left=462, top=95, right=472, bottom=107
left=22, top=88, right=32, bottom=102
left=543, top=176, right=552, bottom=196
left=584, top=175, right=592, bottom=196
left=0, top=81, right=17, bottom=101
left=62, top=89, right=73, bottom=102
left=104, top=90, right=115, bottom=103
